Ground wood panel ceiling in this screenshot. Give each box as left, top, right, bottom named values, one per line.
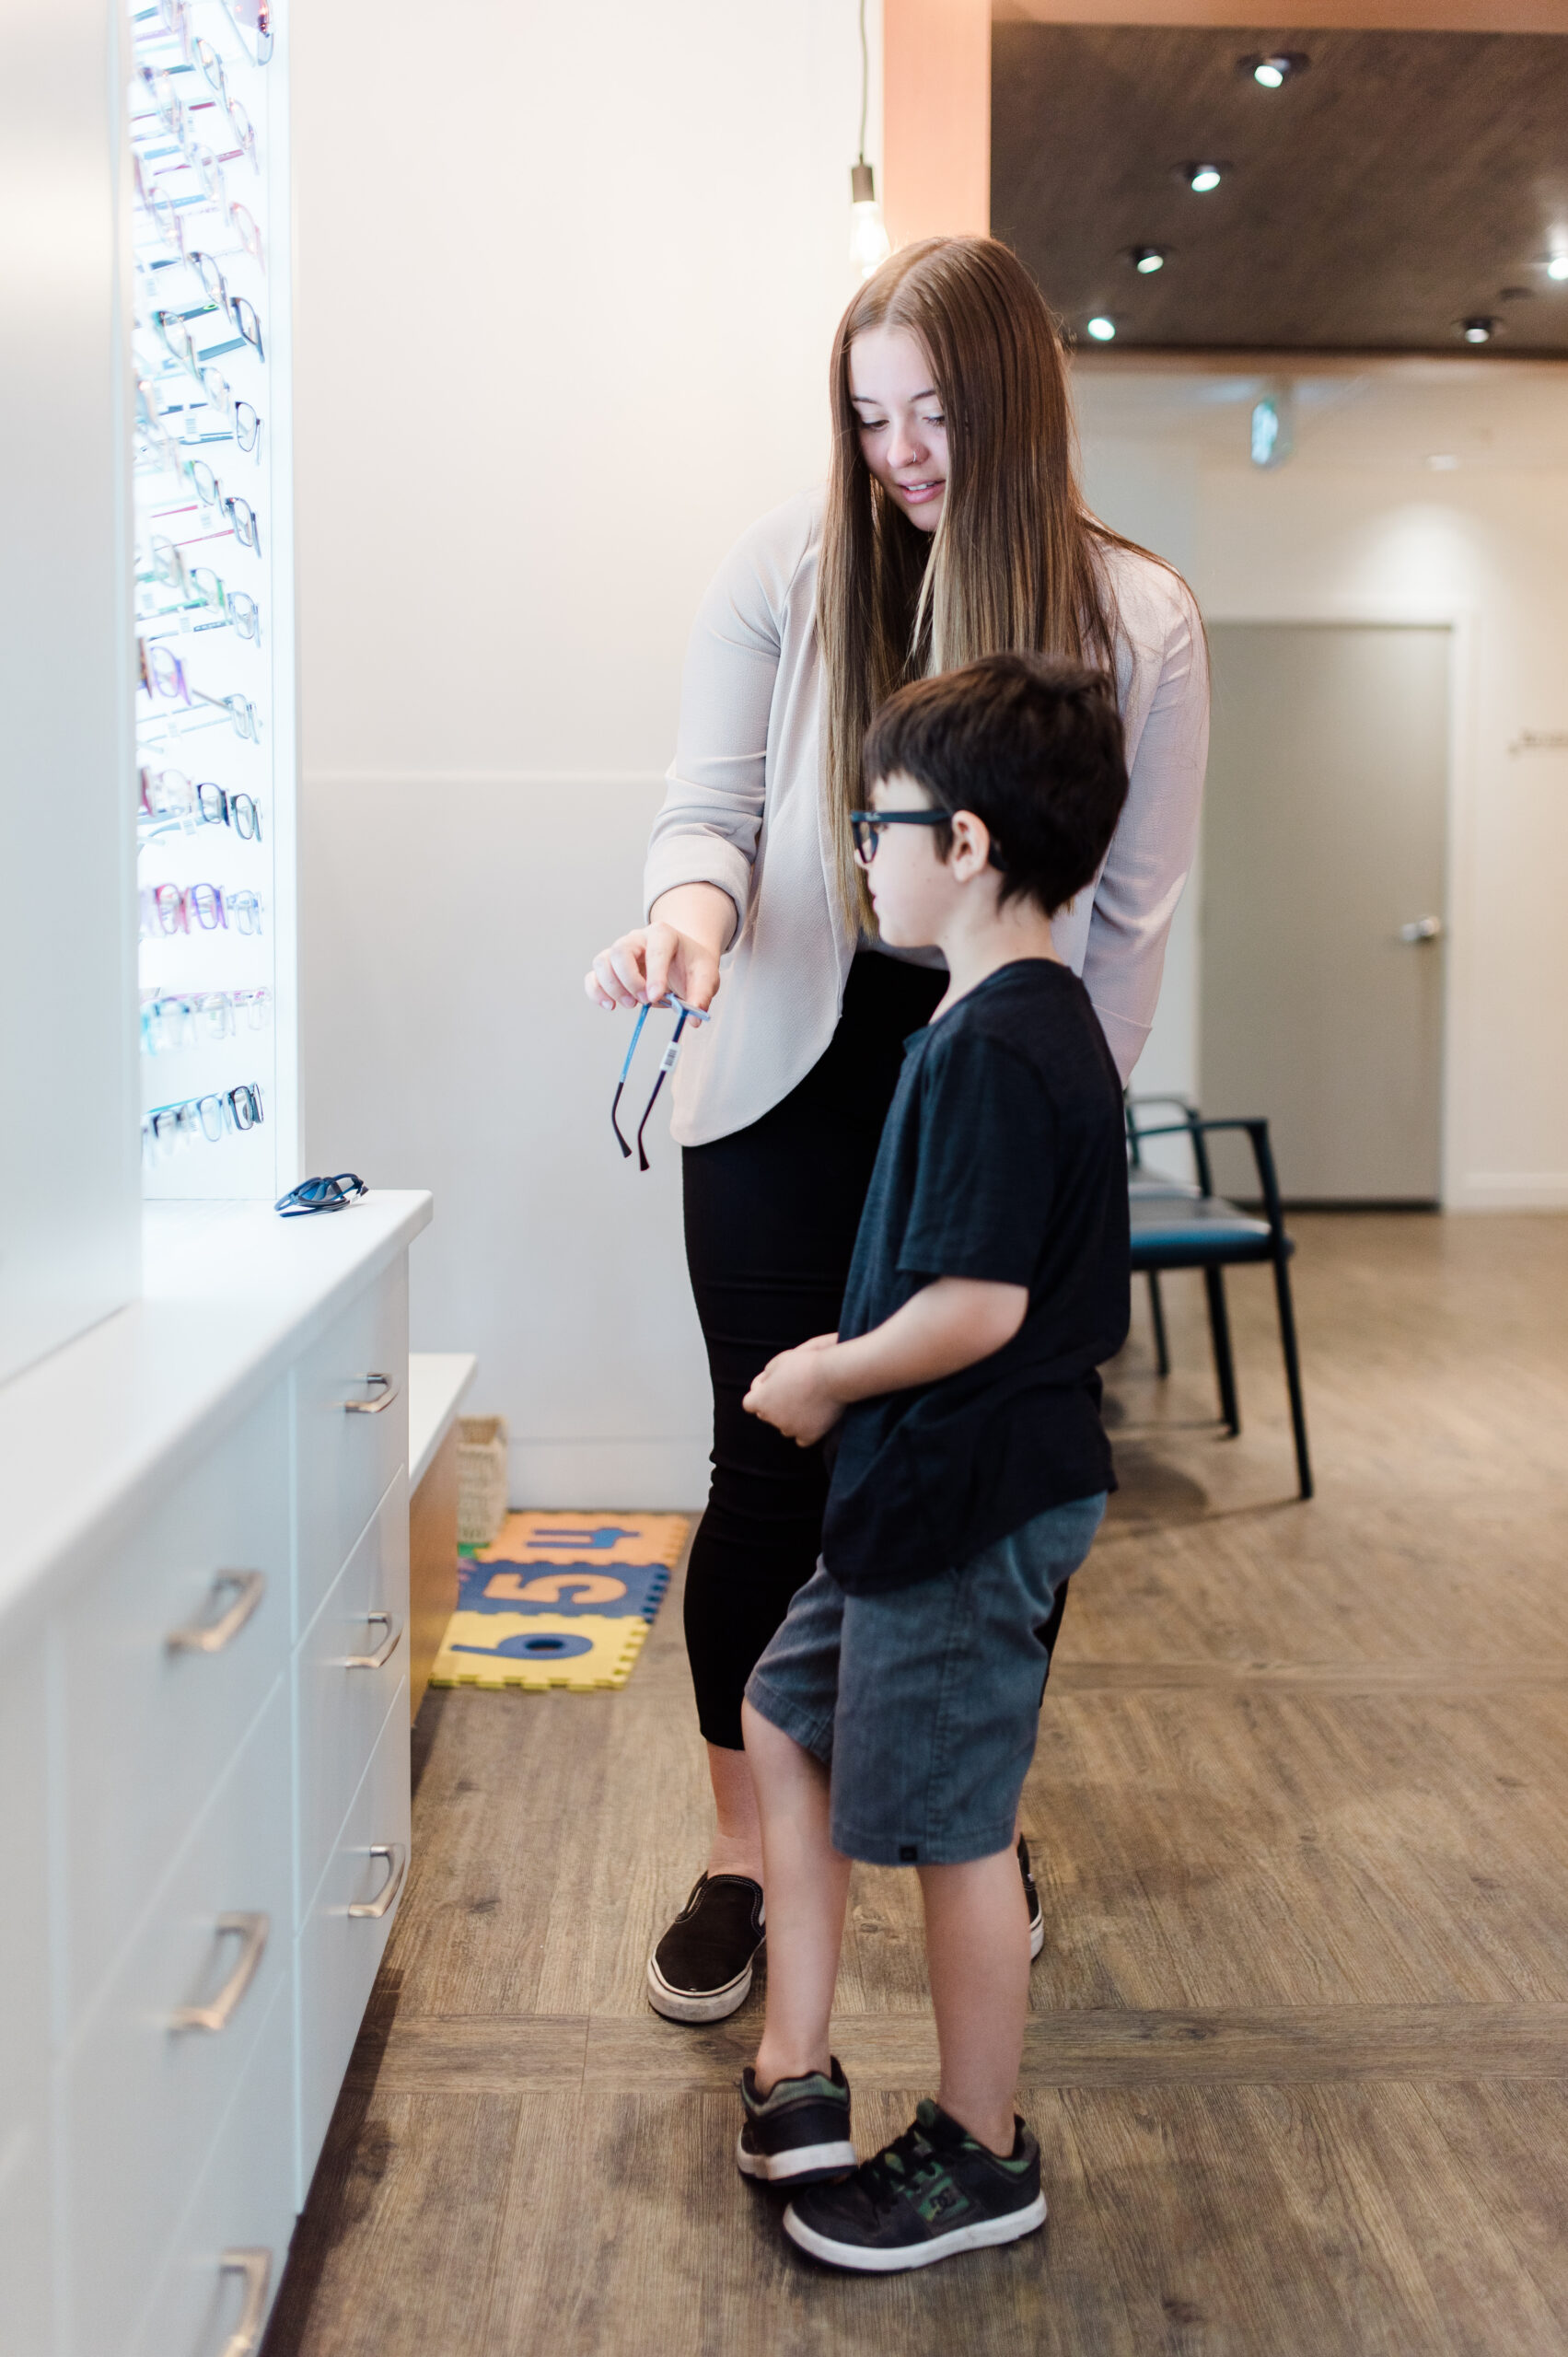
left=990, top=24, right=1568, bottom=353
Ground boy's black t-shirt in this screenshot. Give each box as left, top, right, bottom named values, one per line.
left=821, top=958, right=1130, bottom=1596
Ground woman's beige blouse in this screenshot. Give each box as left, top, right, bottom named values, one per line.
left=644, top=488, right=1209, bottom=1147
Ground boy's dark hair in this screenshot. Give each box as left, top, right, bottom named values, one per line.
left=862, top=652, right=1129, bottom=917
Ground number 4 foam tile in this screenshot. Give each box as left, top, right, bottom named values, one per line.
left=470, top=1511, right=690, bottom=1570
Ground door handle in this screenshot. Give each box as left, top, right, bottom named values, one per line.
left=344, top=1609, right=403, bottom=1670
left=171, top=1911, right=269, bottom=2032
left=1398, top=915, right=1443, bottom=943
left=167, top=1571, right=266, bottom=1655
left=348, top=1842, right=408, bottom=1920
left=343, top=1372, right=399, bottom=1414
left=217, top=2249, right=272, bottom=2357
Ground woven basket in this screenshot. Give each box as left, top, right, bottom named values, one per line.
left=456, top=1414, right=509, bottom=1547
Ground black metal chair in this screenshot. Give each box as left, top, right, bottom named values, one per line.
left=1124, top=1094, right=1204, bottom=1379
left=1125, top=1107, right=1314, bottom=1501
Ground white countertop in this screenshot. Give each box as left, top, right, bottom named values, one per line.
left=0, top=1190, right=432, bottom=1650
left=408, top=1352, right=479, bottom=1489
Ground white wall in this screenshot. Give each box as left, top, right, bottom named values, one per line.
left=293, top=1, right=881, bottom=1502
left=0, top=0, right=140, bottom=1387
left=1081, top=405, right=1568, bottom=1210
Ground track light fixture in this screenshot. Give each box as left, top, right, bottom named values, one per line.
left=1126, top=246, right=1167, bottom=274
left=1085, top=316, right=1117, bottom=342
left=1240, top=52, right=1308, bottom=87
left=1546, top=254, right=1568, bottom=282
left=1459, top=316, right=1499, bottom=344
left=1178, top=162, right=1228, bottom=194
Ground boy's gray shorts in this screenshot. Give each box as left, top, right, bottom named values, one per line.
left=744, top=1492, right=1107, bottom=1867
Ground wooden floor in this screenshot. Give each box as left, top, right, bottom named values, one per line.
left=262, top=1214, right=1568, bottom=2356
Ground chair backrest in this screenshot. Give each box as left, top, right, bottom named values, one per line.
left=1125, top=1093, right=1212, bottom=1193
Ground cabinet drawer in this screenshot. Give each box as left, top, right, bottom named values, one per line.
left=296, top=1469, right=410, bottom=1922
left=294, top=1264, right=408, bottom=1634
left=128, top=1977, right=296, bottom=2357
left=64, top=1678, right=292, bottom=2357
left=296, top=1682, right=410, bottom=2200
left=58, top=1382, right=289, bottom=2025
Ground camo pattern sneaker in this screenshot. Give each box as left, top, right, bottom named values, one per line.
left=1018, top=1833, right=1045, bottom=1961
left=736, top=2058, right=856, bottom=2186
left=646, top=1874, right=765, bottom=2022
left=783, top=2098, right=1045, bottom=2273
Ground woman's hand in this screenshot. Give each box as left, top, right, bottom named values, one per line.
left=743, top=1333, right=843, bottom=1447
left=584, top=883, right=736, bottom=1014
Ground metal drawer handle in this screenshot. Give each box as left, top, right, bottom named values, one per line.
left=217, top=2248, right=272, bottom=2357
left=344, top=1609, right=403, bottom=1670
left=348, top=1842, right=408, bottom=1921
left=167, top=1571, right=266, bottom=1655
left=170, top=1911, right=269, bottom=2033
left=343, top=1372, right=399, bottom=1415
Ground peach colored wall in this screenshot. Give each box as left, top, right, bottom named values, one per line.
left=994, top=3, right=1568, bottom=29
left=885, top=0, right=992, bottom=245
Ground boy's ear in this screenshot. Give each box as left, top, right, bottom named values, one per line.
left=947, top=808, right=994, bottom=877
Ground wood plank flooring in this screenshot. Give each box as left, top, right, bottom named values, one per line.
left=262, top=1213, right=1568, bottom=2356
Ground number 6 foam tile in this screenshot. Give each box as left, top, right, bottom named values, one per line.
left=428, top=1610, right=648, bottom=1692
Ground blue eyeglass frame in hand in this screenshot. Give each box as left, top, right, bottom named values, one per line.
left=611, top=994, right=711, bottom=1171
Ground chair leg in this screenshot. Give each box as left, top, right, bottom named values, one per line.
left=1271, top=1250, right=1314, bottom=1501
left=1146, top=1270, right=1170, bottom=1377
left=1204, top=1266, right=1241, bottom=1435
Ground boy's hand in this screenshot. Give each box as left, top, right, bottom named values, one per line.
left=743, top=1334, right=842, bottom=1446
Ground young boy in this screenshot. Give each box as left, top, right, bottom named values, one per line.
left=736, top=651, right=1132, bottom=2272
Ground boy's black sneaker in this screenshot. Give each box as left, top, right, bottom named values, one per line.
left=1018, top=1833, right=1045, bottom=1960
left=737, top=2058, right=856, bottom=2186
left=783, top=2098, right=1045, bottom=2272
left=646, top=1874, right=765, bottom=2022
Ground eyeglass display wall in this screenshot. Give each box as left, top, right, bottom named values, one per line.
left=130, top=0, right=297, bottom=1200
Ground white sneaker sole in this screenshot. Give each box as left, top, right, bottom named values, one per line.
left=736, top=2130, right=858, bottom=2185
left=645, top=1952, right=757, bottom=2024
left=1028, top=1910, right=1045, bottom=1961
left=783, top=2191, right=1047, bottom=2272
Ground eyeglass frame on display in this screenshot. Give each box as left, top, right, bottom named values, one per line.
left=143, top=1081, right=265, bottom=1158
left=141, top=987, right=273, bottom=1053
left=140, top=767, right=262, bottom=840
left=141, top=880, right=263, bottom=938
left=610, top=994, right=711, bottom=1172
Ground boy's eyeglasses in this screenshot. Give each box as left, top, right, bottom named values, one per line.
left=610, top=994, right=711, bottom=1171
left=849, top=808, right=951, bottom=866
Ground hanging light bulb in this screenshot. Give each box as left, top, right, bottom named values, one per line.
left=850, top=160, right=891, bottom=279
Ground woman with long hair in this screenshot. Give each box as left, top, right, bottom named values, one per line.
left=586, top=236, right=1208, bottom=2022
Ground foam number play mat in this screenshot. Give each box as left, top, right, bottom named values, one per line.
left=429, top=1511, right=691, bottom=1692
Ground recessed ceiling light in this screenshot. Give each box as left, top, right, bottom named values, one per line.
left=1459, top=316, right=1499, bottom=344
left=1427, top=454, right=1459, bottom=470
left=1086, top=316, right=1117, bottom=342
left=1242, top=52, right=1308, bottom=87
left=1183, top=163, right=1225, bottom=193
left=1546, top=255, right=1568, bottom=282
left=1127, top=246, right=1167, bottom=274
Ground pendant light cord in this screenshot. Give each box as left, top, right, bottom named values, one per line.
left=857, top=0, right=869, bottom=164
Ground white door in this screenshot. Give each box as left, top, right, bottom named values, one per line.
left=1200, top=622, right=1448, bottom=1203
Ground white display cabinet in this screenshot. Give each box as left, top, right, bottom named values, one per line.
left=130, top=0, right=298, bottom=1201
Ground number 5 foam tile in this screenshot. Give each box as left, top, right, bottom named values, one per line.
left=428, top=1610, right=648, bottom=1692
left=468, top=1511, right=691, bottom=1572
left=455, top=1559, right=669, bottom=1621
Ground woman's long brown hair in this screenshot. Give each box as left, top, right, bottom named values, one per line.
left=819, top=235, right=1167, bottom=929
